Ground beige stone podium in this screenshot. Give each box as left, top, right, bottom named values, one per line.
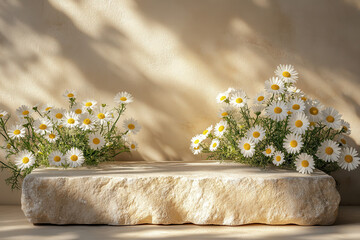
left=21, top=161, right=340, bottom=226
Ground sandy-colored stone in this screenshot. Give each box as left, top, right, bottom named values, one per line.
left=21, top=161, right=340, bottom=226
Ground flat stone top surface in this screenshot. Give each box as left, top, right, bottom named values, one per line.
left=31, top=160, right=329, bottom=179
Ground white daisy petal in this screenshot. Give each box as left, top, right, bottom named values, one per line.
left=15, top=150, right=36, bottom=170
left=216, top=91, right=229, bottom=104
left=283, top=133, right=303, bottom=154
left=63, top=111, right=80, bottom=128
left=322, top=107, right=342, bottom=129
left=214, top=120, right=228, bottom=138
left=238, top=137, right=255, bottom=158
left=316, top=140, right=341, bottom=162
left=274, top=64, right=299, bottom=83
left=287, top=98, right=305, bottom=115
left=33, top=119, right=53, bottom=135
left=114, top=92, right=133, bottom=104
left=48, top=150, right=65, bottom=167
left=63, top=89, right=77, bottom=99
left=229, top=90, right=247, bottom=108
left=263, top=145, right=275, bottom=157
left=288, top=112, right=309, bottom=135
left=129, top=141, right=138, bottom=151
left=123, top=118, right=141, bottom=134
left=88, top=133, right=105, bottom=150
left=8, top=124, right=26, bottom=139
left=265, top=101, right=288, bottom=121
left=16, top=105, right=32, bottom=119
left=191, top=134, right=206, bottom=146
left=65, top=147, right=85, bottom=168
left=210, top=139, right=220, bottom=151
left=338, top=147, right=360, bottom=171
left=295, top=153, right=315, bottom=174
left=265, top=77, right=285, bottom=95
left=247, top=125, right=266, bottom=144
left=79, top=114, right=97, bottom=131
left=272, top=151, right=285, bottom=166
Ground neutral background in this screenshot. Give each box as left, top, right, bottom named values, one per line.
left=0, top=0, right=359, bottom=205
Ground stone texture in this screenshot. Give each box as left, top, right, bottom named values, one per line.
left=21, top=161, right=340, bottom=226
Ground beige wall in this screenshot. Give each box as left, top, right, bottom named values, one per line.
left=1, top=0, right=360, bottom=205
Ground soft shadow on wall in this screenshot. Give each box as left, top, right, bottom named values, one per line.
left=0, top=0, right=359, bottom=204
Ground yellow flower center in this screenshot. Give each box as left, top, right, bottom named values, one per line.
left=59, top=125, right=63, bottom=129
left=221, top=112, right=228, bottom=117
left=67, top=118, right=75, bottom=124
left=252, top=131, right=260, bottom=138
left=325, top=147, right=333, bottom=155
left=301, top=160, right=309, bottom=168
left=49, top=134, right=56, bottom=139
left=236, top=98, right=243, bottom=103
left=13, top=129, right=21, bottom=135
left=97, top=113, right=105, bottom=119
left=0, top=114, right=3, bottom=118
left=55, top=113, right=63, bottom=119
left=128, top=124, right=135, bottom=130
left=22, top=110, right=29, bottom=115
left=301, top=97, right=307, bottom=101
left=194, top=146, right=199, bottom=150
left=290, top=140, right=298, bottom=148
left=92, top=138, right=100, bottom=145
left=212, top=142, right=217, bottom=148
left=85, top=102, right=93, bottom=107
left=194, top=139, right=200, bottom=144
left=274, top=107, right=282, bottom=114
left=326, top=116, right=335, bottom=123
left=6, top=144, right=11, bottom=149
left=39, top=124, right=47, bottom=130
left=220, top=96, right=226, bottom=101
left=243, top=143, right=251, bottom=150
left=131, top=144, right=136, bottom=149
left=68, top=93, right=74, bottom=98
left=70, top=155, right=78, bottom=161
left=310, top=122, right=316, bottom=127
left=120, top=97, right=127, bottom=101
left=218, top=126, right=224, bottom=132
left=345, top=155, right=353, bottom=163
left=271, top=84, right=280, bottom=90
left=22, top=157, right=29, bottom=164
left=257, top=96, right=264, bottom=102
left=343, top=126, right=348, bottom=131
left=266, top=148, right=272, bottom=154
left=309, top=107, right=318, bottom=115
left=83, top=118, right=91, bottom=125
left=295, top=120, right=303, bottom=128
left=276, top=156, right=281, bottom=162
left=292, top=104, right=300, bottom=110
left=45, top=107, right=52, bottom=111
left=202, top=130, right=208, bottom=135
left=341, top=139, right=347, bottom=144
left=53, top=156, right=61, bottom=162
left=287, top=111, right=292, bottom=115
left=75, top=109, right=82, bottom=114
left=282, top=71, right=291, bottom=78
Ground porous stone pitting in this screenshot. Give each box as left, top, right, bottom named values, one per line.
left=21, top=161, right=340, bottom=225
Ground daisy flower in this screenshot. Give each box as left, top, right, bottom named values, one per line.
left=114, top=92, right=134, bottom=104
left=253, top=92, right=267, bottom=105
left=0, top=110, right=8, bottom=119
left=40, top=105, right=54, bottom=113
left=209, top=139, right=220, bottom=151
left=251, top=105, right=265, bottom=115
left=287, top=98, right=305, bottom=115
left=263, top=145, right=275, bottom=157
left=247, top=125, right=266, bottom=144
left=71, top=104, right=84, bottom=115
left=322, top=107, right=342, bottom=129
left=214, top=120, right=228, bottom=137
left=45, top=132, right=59, bottom=143
left=272, top=151, right=285, bottom=166
left=123, top=118, right=141, bottom=134
left=305, top=100, right=323, bottom=122
left=16, top=105, right=32, bottom=119
left=338, top=147, right=360, bottom=171
left=283, top=133, right=303, bottom=154
left=129, top=141, right=138, bottom=151
left=340, top=119, right=351, bottom=135
left=48, top=150, right=65, bottom=167
left=82, top=100, right=97, bottom=111
left=216, top=91, right=229, bottom=104
left=191, top=134, right=205, bottom=146
left=265, top=77, right=285, bottom=95
left=316, top=140, right=341, bottom=162
left=287, top=86, right=303, bottom=96
left=238, top=137, right=255, bottom=158
left=51, top=108, right=66, bottom=124
left=265, top=101, right=288, bottom=121
left=191, top=145, right=202, bottom=155
left=63, top=111, right=80, bottom=128
left=218, top=106, right=234, bottom=118
left=63, top=89, right=77, bottom=99
left=15, top=150, right=35, bottom=170
left=226, top=87, right=236, bottom=95
left=65, top=148, right=85, bottom=168
left=229, top=90, right=247, bottom=108
left=88, top=133, right=105, bottom=150
left=201, top=125, right=213, bottom=138
left=94, top=107, right=112, bottom=125
left=295, top=153, right=315, bottom=174
left=288, top=112, right=309, bottom=135
left=33, top=119, right=53, bottom=135
left=79, top=114, right=97, bottom=131
left=274, top=64, right=298, bottom=83
left=8, top=124, right=26, bottom=139
left=336, top=134, right=348, bottom=146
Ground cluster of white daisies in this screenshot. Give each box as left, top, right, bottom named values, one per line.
left=191, top=64, right=359, bottom=174
left=1, top=90, right=141, bottom=171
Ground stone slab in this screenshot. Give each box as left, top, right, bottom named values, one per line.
left=21, top=161, right=340, bottom=225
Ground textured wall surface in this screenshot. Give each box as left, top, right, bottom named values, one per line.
left=0, top=0, right=360, bottom=205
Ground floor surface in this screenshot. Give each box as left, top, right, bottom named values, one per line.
left=0, top=205, right=359, bottom=240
